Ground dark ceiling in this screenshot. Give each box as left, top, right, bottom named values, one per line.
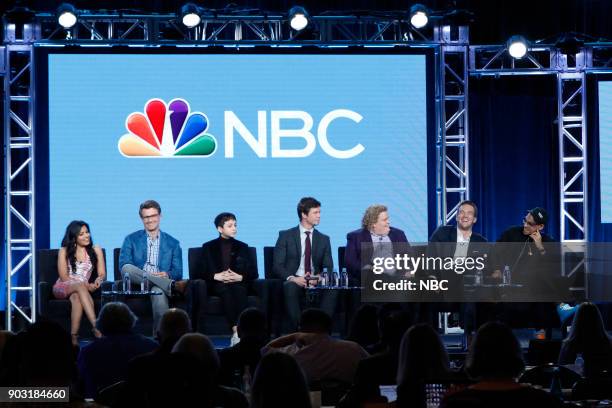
left=2, top=0, right=611, bottom=45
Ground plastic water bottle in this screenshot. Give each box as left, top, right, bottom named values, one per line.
left=474, top=269, right=482, bottom=285
left=331, top=271, right=339, bottom=288
left=320, top=268, right=329, bottom=287
left=575, top=353, right=585, bottom=376
left=141, top=270, right=149, bottom=292
left=341, top=268, right=349, bottom=288
left=503, top=265, right=511, bottom=285
left=123, top=269, right=131, bottom=293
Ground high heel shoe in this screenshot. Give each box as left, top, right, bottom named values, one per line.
left=92, top=327, right=102, bottom=339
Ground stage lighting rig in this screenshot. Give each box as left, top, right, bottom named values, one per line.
left=507, top=35, right=528, bottom=59
left=409, top=4, right=429, bottom=29
left=181, top=3, right=201, bottom=28
left=57, top=3, right=77, bottom=29
left=289, top=6, right=309, bottom=31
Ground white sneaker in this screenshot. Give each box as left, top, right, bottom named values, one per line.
left=230, top=331, right=240, bottom=347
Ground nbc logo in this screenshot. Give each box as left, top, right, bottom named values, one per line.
left=118, top=98, right=216, bottom=157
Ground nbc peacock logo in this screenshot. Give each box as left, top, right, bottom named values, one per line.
left=118, top=98, right=217, bottom=157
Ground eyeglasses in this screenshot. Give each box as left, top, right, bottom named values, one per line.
left=523, top=217, right=537, bottom=227
left=141, top=213, right=160, bottom=221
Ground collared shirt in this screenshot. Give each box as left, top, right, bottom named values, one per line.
left=144, top=232, right=160, bottom=274
left=296, top=224, right=314, bottom=277
left=453, top=227, right=471, bottom=259
left=371, top=232, right=395, bottom=274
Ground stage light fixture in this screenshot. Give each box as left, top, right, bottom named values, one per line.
left=181, top=3, right=201, bottom=28
left=410, top=4, right=429, bottom=29
left=289, top=6, right=309, bottom=31
left=507, top=35, right=528, bottom=59
left=57, top=3, right=77, bottom=29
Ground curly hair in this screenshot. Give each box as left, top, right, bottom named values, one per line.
left=61, top=220, right=97, bottom=277
left=361, top=204, right=388, bottom=230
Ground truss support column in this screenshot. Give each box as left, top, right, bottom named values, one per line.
left=434, top=25, right=470, bottom=225
left=4, top=18, right=38, bottom=330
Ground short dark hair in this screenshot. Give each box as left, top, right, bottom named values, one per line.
left=139, top=200, right=162, bottom=217
left=458, top=200, right=478, bottom=218
left=214, top=212, right=236, bottom=229
left=299, top=308, right=332, bottom=334
left=237, top=307, right=268, bottom=340
left=297, top=197, right=321, bottom=220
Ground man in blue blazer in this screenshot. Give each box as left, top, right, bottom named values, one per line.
left=119, top=200, right=188, bottom=333
left=273, top=197, right=337, bottom=331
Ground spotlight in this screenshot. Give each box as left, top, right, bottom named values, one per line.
left=410, top=4, right=429, bottom=29
left=507, top=35, right=528, bottom=59
left=180, top=3, right=201, bottom=28
left=289, top=6, right=309, bottom=31
left=57, top=3, right=77, bottom=29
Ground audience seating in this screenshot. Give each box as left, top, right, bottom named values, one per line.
left=187, top=246, right=268, bottom=334
left=36, top=248, right=112, bottom=337
left=519, top=364, right=581, bottom=389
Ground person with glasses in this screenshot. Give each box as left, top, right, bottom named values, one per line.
left=490, top=207, right=560, bottom=337
left=119, top=200, right=189, bottom=333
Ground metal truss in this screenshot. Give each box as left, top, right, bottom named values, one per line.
left=31, top=13, right=434, bottom=43
left=3, top=19, right=37, bottom=329
left=434, top=26, right=470, bottom=224
left=2, top=11, right=467, bottom=325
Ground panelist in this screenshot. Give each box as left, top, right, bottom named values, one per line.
left=200, top=212, right=257, bottom=345
left=428, top=200, right=488, bottom=288
left=345, top=204, right=410, bottom=285
left=273, top=197, right=337, bottom=332
left=119, top=200, right=189, bottom=334
left=428, top=200, right=487, bottom=333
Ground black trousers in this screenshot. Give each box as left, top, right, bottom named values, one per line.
left=212, top=281, right=249, bottom=330
left=283, top=281, right=338, bottom=332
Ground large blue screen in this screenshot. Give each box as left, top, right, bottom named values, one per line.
left=600, top=81, right=612, bottom=223
left=48, top=52, right=429, bottom=276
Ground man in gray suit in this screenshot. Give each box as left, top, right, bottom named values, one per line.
left=273, top=197, right=338, bottom=331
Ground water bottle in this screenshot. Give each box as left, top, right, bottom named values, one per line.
left=123, top=269, right=131, bottom=293
left=549, top=367, right=563, bottom=400
left=503, top=265, right=511, bottom=285
left=341, top=268, right=349, bottom=288
left=574, top=353, right=585, bottom=376
left=331, top=271, right=339, bottom=288
left=320, top=268, right=329, bottom=287
left=474, top=269, right=482, bottom=285
left=141, top=270, right=149, bottom=292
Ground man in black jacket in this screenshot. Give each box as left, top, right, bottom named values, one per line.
left=200, top=212, right=258, bottom=342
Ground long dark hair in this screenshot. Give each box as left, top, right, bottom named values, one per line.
left=61, top=220, right=97, bottom=277
left=566, top=302, right=611, bottom=351
left=250, top=352, right=311, bottom=408
left=397, top=323, right=450, bottom=385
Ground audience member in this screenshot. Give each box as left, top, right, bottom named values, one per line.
left=262, top=308, right=368, bottom=385
left=167, top=333, right=248, bottom=407
left=558, top=302, right=612, bottom=377
left=250, top=352, right=312, bottom=408
left=126, top=308, right=192, bottom=403
left=77, top=302, right=158, bottom=398
left=396, top=323, right=455, bottom=408
left=0, top=321, right=76, bottom=388
left=346, top=304, right=380, bottom=350
left=442, top=321, right=561, bottom=408
left=339, top=310, right=412, bottom=407
left=218, top=307, right=269, bottom=388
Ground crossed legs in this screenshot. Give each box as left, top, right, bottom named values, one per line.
left=65, top=281, right=101, bottom=344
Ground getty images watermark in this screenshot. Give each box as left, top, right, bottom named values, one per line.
left=359, top=242, right=595, bottom=303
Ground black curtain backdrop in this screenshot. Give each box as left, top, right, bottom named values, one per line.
left=468, top=75, right=560, bottom=242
